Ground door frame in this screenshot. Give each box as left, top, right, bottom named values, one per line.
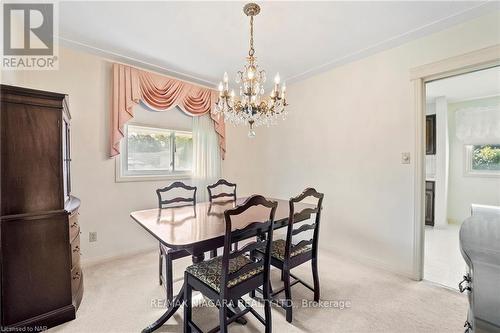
left=410, top=44, right=500, bottom=280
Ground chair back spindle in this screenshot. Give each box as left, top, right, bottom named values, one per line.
left=156, top=181, right=197, bottom=208
left=207, top=179, right=237, bottom=203
left=285, top=188, right=324, bottom=261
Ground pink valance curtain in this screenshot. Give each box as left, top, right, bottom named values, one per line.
left=111, top=63, right=225, bottom=158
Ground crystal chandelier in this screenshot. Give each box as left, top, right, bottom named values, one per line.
left=213, top=3, right=288, bottom=138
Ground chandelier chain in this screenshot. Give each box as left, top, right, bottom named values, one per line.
left=249, top=15, right=255, bottom=57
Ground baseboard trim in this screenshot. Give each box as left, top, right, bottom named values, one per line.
left=321, top=245, right=415, bottom=280
left=83, top=244, right=415, bottom=280
left=82, top=245, right=157, bottom=268
left=4, top=304, right=76, bottom=331
left=421, top=278, right=461, bottom=293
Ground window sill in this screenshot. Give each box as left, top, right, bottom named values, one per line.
left=115, top=158, right=192, bottom=183
left=464, top=171, right=500, bottom=178
left=115, top=173, right=192, bottom=183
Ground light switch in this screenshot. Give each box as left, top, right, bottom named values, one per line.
left=401, top=152, right=411, bottom=164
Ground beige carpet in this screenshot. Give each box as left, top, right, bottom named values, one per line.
left=48, top=249, right=467, bottom=333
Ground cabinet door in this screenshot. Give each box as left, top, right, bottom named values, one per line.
left=1, top=101, right=63, bottom=215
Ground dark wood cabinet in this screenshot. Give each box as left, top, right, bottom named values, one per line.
left=0, top=85, right=83, bottom=330
left=426, top=114, right=436, bottom=155
left=425, top=181, right=435, bottom=226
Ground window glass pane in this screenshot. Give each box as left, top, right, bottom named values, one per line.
left=472, top=145, right=500, bottom=171
left=127, top=125, right=172, bottom=171
left=174, top=132, right=193, bottom=172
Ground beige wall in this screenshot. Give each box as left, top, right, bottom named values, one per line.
left=1, top=48, right=197, bottom=264
left=224, top=11, right=500, bottom=276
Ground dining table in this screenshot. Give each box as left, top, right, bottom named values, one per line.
left=130, top=196, right=316, bottom=333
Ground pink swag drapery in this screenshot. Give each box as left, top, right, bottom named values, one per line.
left=110, top=63, right=225, bottom=158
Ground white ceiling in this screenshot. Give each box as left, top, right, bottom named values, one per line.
left=59, top=1, right=499, bottom=87
left=426, top=66, right=500, bottom=103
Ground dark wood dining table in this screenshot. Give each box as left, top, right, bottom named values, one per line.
left=130, top=197, right=315, bottom=333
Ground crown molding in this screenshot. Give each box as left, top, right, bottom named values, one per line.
left=286, top=1, right=497, bottom=84
left=57, top=36, right=218, bottom=89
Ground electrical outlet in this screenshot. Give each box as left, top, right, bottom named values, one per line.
left=401, top=152, right=411, bottom=164
left=89, top=232, right=97, bottom=242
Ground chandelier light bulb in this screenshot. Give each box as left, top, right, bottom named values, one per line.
left=218, top=82, right=224, bottom=92
left=274, top=73, right=280, bottom=84
left=223, top=72, right=229, bottom=83
left=230, top=89, right=235, bottom=98
left=247, top=66, right=256, bottom=79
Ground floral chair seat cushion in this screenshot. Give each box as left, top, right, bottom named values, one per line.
left=186, top=255, right=263, bottom=292
left=268, top=239, right=311, bottom=261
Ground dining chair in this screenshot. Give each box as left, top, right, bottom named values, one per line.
left=207, top=179, right=237, bottom=258
left=207, top=179, right=237, bottom=203
left=257, top=188, right=323, bottom=323
left=184, top=195, right=277, bottom=333
left=157, top=181, right=197, bottom=303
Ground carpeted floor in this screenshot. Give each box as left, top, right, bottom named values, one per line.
left=48, top=249, right=467, bottom=333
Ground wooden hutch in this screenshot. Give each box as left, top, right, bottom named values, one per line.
left=0, top=85, right=83, bottom=330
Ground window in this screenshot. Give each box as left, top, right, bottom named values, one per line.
left=117, top=124, right=193, bottom=181
left=465, top=144, right=500, bottom=177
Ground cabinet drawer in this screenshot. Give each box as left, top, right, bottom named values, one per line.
left=69, top=211, right=80, bottom=241
left=70, top=265, right=82, bottom=296
left=71, top=234, right=81, bottom=268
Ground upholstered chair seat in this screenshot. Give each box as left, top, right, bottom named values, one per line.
left=186, top=255, right=263, bottom=291
left=268, top=239, right=311, bottom=261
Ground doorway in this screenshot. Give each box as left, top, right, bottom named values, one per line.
left=410, top=45, right=500, bottom=283
left=422, top=66, right=500, bottom=288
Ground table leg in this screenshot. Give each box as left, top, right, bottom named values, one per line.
left=142, top=252, right=211, bottom=332
left=142, top=283, right=186, bottom=333
left=192, top=253, right=205, bottom=263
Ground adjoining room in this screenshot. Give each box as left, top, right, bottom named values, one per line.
left=423, top=66, right=500, bottom=290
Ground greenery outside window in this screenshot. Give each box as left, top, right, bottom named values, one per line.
left=465, top=144, right=500, bottom=177
left=117, top=124, right=193, bottom=182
